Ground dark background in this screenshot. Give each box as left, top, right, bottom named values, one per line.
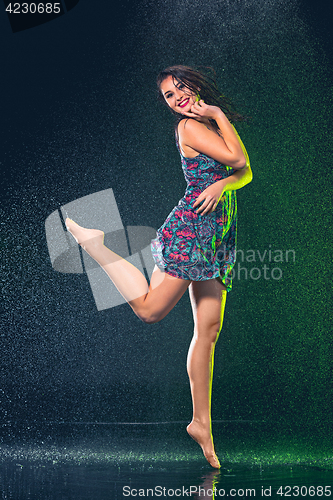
left=1, top=0, right=332, bottom=436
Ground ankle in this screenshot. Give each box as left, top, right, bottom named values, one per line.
left=189, top=418, right=211, bottom=431
left=191, top=416, right=210, bottom=425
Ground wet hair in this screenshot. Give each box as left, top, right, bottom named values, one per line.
left=157, top=65, right=247, bottom=132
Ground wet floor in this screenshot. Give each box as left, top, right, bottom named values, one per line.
left=1, top=461, right=332, bottom=499
left=0, top=422, right=332, bottom=499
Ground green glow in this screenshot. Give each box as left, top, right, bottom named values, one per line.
left=211, top=234, right=217, bottom=252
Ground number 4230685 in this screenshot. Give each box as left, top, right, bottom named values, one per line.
left=5, top=3, right=61, bottom=14
left=276, top=485, right=331, bottom=496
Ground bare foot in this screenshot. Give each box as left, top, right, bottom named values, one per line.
left=65, top=218, right=104, bottom=251
left=187, top=420, right=220, bottom=469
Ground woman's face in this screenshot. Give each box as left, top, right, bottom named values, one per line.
left=160, top=75, right=197, bottom=114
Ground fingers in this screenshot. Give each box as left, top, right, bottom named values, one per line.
left=190, top=102, right=204, bottom=115
left=199, top=201, right=217, bottom=215
left=193, top=194, right=205, bottom=208
left=195, top=197, right=216, bottom=215
left=182, top=111, right=200, bottom=118
left=183, top=107, right=201, bottom=118
left=193, top=99, right=204, bottom=108
left=194, top=193, right=224, bottom=215
left=193, top=191, right=210, bottom=210
left=183, top=101, right=206, bottom=118
left=193, top=196, right=201, bottom=208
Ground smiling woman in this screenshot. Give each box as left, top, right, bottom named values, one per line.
left=65, top=65, right=252, bottom=468
left=157, top=66, right=248, bottom=167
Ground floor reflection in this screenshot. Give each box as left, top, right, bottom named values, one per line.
left=0, top=422, right=332, bottom=499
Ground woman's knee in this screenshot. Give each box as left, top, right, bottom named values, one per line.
left=136, top=309, right=159, bottom=324
left=134, top=304, right=163, bottom=324
left=195, top=320, right=222, bottom=344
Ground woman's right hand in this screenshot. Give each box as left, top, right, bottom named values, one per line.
left=182, top=100, right=222, bottom=122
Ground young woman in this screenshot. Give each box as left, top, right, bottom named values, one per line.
left=66, top=65, right=252, bottom=468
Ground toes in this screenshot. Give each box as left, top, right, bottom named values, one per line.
left=209, top=455, right=220, bottom=469
left=204, top=450, right=220, bottom=468
left=65, top=218, right=77, bottom=233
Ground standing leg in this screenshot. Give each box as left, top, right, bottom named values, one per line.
left=65, top=219, right=190, bottom=323
left=186, top=278, right=227, bottom=468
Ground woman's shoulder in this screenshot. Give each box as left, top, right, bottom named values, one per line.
left=178, top=117, right=206, bottom=130
left=178, top=118, right=220, bottom=145
left=177, top=119, right=216, bottom=159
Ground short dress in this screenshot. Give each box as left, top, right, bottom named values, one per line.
left=151, top=134, right=237, bottom=291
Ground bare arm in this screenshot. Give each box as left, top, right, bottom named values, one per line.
left=218, top=125, right=252, bottom=192
left=192, top=123, right=253, bottom=215
left=178, top=100, right=252, bottom=215
left=218, top=165, right=252, bottom=192
left=179, top=101, right=246, bottom=169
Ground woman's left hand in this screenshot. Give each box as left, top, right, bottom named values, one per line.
left=193, top=180, right=226, bottom=215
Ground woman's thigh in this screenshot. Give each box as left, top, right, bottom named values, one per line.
left=189, top=279, right=227, bottom=336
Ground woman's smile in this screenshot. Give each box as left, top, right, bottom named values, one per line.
left=178, top=97, right=190, bottom=108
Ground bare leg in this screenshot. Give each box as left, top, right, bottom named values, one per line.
left=186, top=279, right=227, bottom=468
left=65, top=219, right=190, bottom=323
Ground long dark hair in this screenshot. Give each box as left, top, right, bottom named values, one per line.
left=157, top=65, right=247, bottom=133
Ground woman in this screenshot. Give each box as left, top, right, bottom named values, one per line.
left=66, top=65, right=252, bottom=468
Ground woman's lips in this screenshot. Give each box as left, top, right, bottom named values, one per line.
left=178, top=98, right=190, bottom=108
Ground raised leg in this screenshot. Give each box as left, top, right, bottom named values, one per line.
left=186, top=278, right=227, bottom=468
left=65, top=219, right=190, bottom=323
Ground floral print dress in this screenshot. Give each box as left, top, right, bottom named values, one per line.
left=151, top=137, right=237, bottom=291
